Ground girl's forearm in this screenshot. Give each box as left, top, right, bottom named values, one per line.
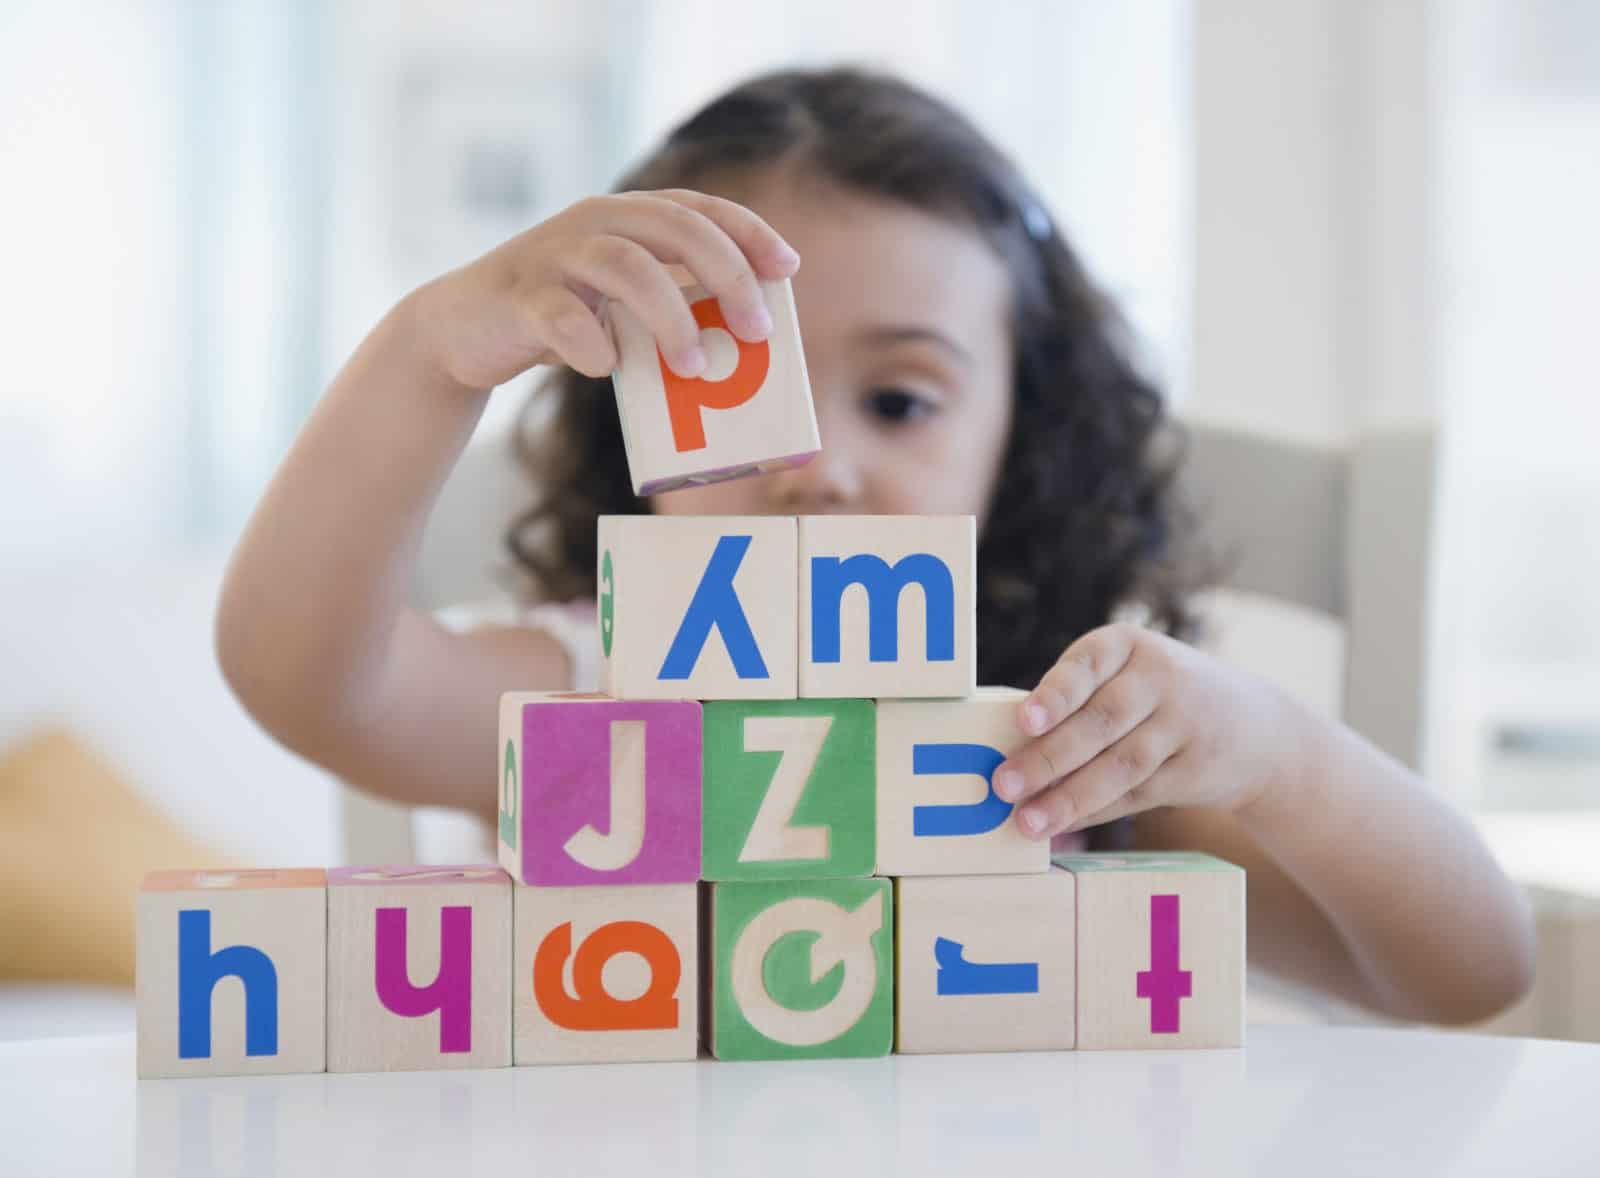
left=215, top=289, right=492, bottom=754
left=1234, top=705, right=1536, bottom=1024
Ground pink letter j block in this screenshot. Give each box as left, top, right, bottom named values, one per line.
left=499, top=692, right=702, bottom=886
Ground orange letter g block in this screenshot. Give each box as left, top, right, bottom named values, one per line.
left=533, top=920, right=681, bottom=1031
left=664, top=297, right=770, bottom=452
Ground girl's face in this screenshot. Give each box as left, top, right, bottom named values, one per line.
left=649, top=170, right=1015, bottom=530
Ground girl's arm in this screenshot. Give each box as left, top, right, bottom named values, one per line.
left=215, top=191, right=800, bottom=821
left=1134, top=720, right=1536, bottom=1025
left=214, top=296, right=571, bottom=823
left=991, top=623, right=1535, bottom=1025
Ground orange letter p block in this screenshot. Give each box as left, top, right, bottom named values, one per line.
left=663, top=297, right=770, bottom=452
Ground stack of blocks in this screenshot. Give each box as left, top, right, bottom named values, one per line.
left=136, top=277, right=1243, bottom=1078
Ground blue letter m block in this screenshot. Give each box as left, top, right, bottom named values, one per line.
left=811, top=552, right=954, bottom=664
left=178, top=909, right=279, bottom=1059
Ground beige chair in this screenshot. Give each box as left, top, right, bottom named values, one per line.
left=1177, top=421, right=1436, bottom=773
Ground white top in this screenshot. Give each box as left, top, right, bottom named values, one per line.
left=420, top=599, right=601, bottom=863
left=435, top=597, right=603, bottom=692
left=6, top=1027, right=1599, bottom=1176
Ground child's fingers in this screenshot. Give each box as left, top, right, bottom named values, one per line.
left=1016, top=623, right=1140, bottom=738
left=597, top=191, right=783, bottom=343
left=1013, top=718, right=1183, bottom=840
left=654, top=188, right=801, bottom=279
left=1053, top=748, right=1196, bottom=836
left=994, top=671, right=1158, bottom=805
left=555, top=234, right=708, bottom=377
left=523, top=286, right=617, bottom=378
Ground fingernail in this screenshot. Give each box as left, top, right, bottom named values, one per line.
left=996, top=768, right=1024, bottom=802
left=774, top=243, right=800, bottom=269
left=1020, top=807, right=1046, bottom=835
left=1024, top=703, right=1049, bottom=735
left=1028, top=688, right=1066, bottom=733
left=673, top=345, right=707, bottom=377
left=745, top=303, right=774, bottom=338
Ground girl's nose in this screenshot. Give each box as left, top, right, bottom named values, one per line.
left=768, top=430, right=863, bottom=513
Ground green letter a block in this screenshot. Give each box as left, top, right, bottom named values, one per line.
left=701, top=699, right=875, bottom=882
left=710, top=878, right=893, bottom=1060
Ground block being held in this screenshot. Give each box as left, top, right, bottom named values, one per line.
left=609, top=277, right=820, bottom=496
left=876, top=688, right=1048, bottom=877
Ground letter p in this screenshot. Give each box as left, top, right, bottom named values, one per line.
left=663, top=297, right=769, bottom=452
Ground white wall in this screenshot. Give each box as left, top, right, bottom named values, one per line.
left=1432, top=0, right=1600, bottom=799
left=1190, top=0, right=1600, bottom=804
left=0, top=2, right=188, bottom=569
left=1190, top=0, right=1435, bottom=444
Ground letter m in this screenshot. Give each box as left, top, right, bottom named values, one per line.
left=810, top=552, right=954, bottom=664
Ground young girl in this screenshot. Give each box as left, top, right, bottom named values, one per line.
left=217, top=67, right=1533, bottom=1025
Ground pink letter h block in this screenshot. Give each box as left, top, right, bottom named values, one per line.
left=498, top=692, right=702, bottom=886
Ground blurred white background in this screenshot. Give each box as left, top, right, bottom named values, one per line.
left=1, top=0, right=1596, bottom=1033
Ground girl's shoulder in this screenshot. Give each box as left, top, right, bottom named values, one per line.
left=434, top=596, right=600, bottom=691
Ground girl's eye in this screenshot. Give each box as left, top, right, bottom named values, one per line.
left=865, top=387, right=936, bottom=424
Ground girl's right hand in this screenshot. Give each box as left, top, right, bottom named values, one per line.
left=409, top=189, right=802, bottom=394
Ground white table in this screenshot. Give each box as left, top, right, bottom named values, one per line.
left=4, top=1026, right=1598, bottom=1177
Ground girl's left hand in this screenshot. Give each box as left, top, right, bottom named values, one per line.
left=992, top=622, right=1301, bottom=842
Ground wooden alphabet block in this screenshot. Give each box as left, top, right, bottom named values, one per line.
left=709, top=877, right=893, bottom=1061
left=875, top=689, right=1048, bottom=877
left=513, top=882, right=698, bottom=1064
left=498, top=692, right=701, bottom=886
left=597, top=514, right=797, bottom=699
left=701, top=698, right=875, bottom=882
left=894, top=869, right=1076, bottom=1053
left=1054, top=851, right=1245, bottom=1049
left=326, top=865, right=512, bottom=1073
left=136, top=869, right=326, bottom=1078
left=608, top=278, right=820, bottom=496
left=798, top=514, right=975, bottom=699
